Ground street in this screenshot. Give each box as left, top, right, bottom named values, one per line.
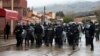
left=0, top=34, right=100, bottom=56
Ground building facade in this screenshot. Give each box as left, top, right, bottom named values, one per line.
left=0, top=0, right=2, bottom=8
left=0, top=0, right=27, bottom=34
left=2, top=0, right=27, bottom=17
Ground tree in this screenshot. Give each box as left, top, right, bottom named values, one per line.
left=56, top=11, right=65, bottom=17
left=94, top=10, right=100, bottom=23
left=63, top=16, right=73, bottom=23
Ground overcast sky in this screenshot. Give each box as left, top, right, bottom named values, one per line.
left=27, top=0, right=100, bottom=8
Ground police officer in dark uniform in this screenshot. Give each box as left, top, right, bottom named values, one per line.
left=84, top=23, right=90, bottom=46
left=55, top=24, right=63, bottom=48
left=67, top=23, right=75, bottom=46
left=43, top=24, right=48, bottom=46
left=95, top=22, right=100, bottom=41
left=88, top=21, right=95, bottom=51
left=26, top=24, right=34, bottom=46
left=49, top=24, right=55, bottom=46
left=34, top=23, right=43, bottom=47
left=71, top=23, right=79, bottom=50
left=14, top=22, right=23, bottom=47
left=44, top=24, right=55, bottom=47
left=66, top=24, right=72, bottom=45
left=74, top=24, right=80, bottom=46
left=21, top=23, right=27, bottom=46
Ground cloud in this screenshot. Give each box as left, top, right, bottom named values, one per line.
left=27, top=0, right=99, bottom=7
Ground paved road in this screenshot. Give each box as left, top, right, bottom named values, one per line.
left=0, top=34, right=100, bottom=56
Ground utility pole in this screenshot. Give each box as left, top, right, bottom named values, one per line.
left=43, top=6, right=46, bottom=24
left=11, top=0, right=14, bottom=35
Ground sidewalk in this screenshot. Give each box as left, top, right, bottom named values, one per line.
left=0, top=35, right=15, bottom=39
left=0, top=39, right=16, bottom=47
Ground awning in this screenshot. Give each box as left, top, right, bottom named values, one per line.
left=0, top=8, right=5, bottom=17
left=0, top=8, right=19, bottom=20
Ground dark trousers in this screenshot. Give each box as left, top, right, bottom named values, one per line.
left=4, top=33, right=9, bottom=39
left=44, top=35, right=54, bottom=46
left=16, top=36, right=22, bottom=47
left=67, top=35, right=71, bottom=45
left=67, top=35, right=73, bottom=46
left=25, top=35, right=34, bottom=46
left=55, top=35, right=63, bottom=47
left=36, top=34, right=42, bottom=47
left=89, top=37, right=94, bottom=50
left=49, top=36, right=54, bottom=46
left=44, top=35, right=49, bottom=46
left=95, top=31, right=99, bottom=41
left=85, top=37, right=90, bottom=46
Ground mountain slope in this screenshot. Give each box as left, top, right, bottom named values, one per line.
left=34, top=1, right=100, bottom=14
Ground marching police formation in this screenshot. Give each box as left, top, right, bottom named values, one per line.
left=12, top=20, right=99, bottom=51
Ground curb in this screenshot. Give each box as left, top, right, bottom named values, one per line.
left=0, top=43, right=16, bottom=48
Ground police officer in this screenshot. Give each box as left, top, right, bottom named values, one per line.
left=66, top=23, right=74, bottom=46
left=34, top=23, right=43, bottom=47
left=55, top=24, right=63, bottom=48
left=84, top=22, right=90, bottom=46
left=49, top=24, right=55, bottom=46
left=26, top=23, right=34, bottom=46
left=14, top=22, right=23, bottom=47
left=66, top=24, right=71, bottom=46
left=74, top=24, right=80, bottom=46
left=44, top=24, right=55, bottom=47
left=44, top=24, right=49, bottom=46
left=21, top=23, right=27, bottom=45
left=71, top=23, right=79, bottom=50
left=88, top=21, right=95, bottom=51
left=95, top=22, right=100, bottom=41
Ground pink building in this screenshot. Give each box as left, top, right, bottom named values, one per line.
left=2, top=0, right=27, bottom=16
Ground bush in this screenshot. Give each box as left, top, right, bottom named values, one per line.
left=63, top=16, right=73, bottom=23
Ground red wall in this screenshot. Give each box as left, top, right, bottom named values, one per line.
left=0, top=17, right=6, bottom=32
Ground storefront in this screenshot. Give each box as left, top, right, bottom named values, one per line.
left=0, top=8, right=19, bottom=34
